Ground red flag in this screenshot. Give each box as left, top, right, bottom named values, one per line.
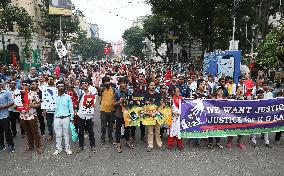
left=104, top=47, right=111, bottom=55
left=16, top=89, right=30, bottom=111
left=12, top=52, right=17, bottom=67
left=163, top=70, right=171, bottom=86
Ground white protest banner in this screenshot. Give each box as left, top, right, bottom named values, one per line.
left=41, top=87, right=57, bottom=110
left=78, top=95, right=96, bottom=115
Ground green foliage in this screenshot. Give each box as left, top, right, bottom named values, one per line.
left=0, top=3, right=35, bottom=54
left=143, top=14, right=172, bottom=46
left=72, top=30, right=106, bottom=61
left=257, top=23, right=284, bottom=68
left=142, top=14, right=173, bottom=60
left=39, top=0, right=81, bottom=42
left=146, top=0, right=280, bottom=56
left=122, top=26, right=145, bottom=58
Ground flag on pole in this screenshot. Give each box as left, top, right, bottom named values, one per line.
left=104, top=47, right=111, bottom=55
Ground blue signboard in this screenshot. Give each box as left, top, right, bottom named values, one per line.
left=203, top=50, right=241, bottom=83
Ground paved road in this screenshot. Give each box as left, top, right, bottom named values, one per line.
left=1, top=99, right=284, bottom=176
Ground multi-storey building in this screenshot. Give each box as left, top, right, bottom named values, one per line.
left=1, top=0, right=47, bottom=69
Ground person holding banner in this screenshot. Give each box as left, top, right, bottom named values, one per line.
left=52, top=81, right=74, bottom=156
left=208, top=87, right=223, bottom=149
left=168, top=75, right=178, bottom=95
left=188, top=79, right=208, bottom=147
left=275, top=89, right=284, bottom=145
left=114, top=77, right=134, bottom=153
left=132, top=73, right=147, bottom=142
left=144, top=81, right=162, bottom=152
left=226, top=86, right=246, bottom=150
left=76, top=78, right=96, bottom=153
left=160, top=84, right=170, bottom=140
left=19, top=80, right=43, bottom=154
left=250, top=89, right=271, bottom=148
left=168, top=87, right=184, bottom=151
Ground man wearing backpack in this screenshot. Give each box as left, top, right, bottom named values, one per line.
left=95, top=76, right=116, bottom=145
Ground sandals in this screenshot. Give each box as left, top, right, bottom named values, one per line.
left=25, top=146, right=34, bottom=152
left=76, top=147, right=84, bottom=153
left=116, top=145, right=122, bottom=153
left=91, top=147, right=96, bottom=153
left=37, top=147, right=44, bottom=154
left=207, top=143, right=213, bottom=149
left=216, top=143, right=223, bottom=149
left=126, top=142, right=135, bottom=149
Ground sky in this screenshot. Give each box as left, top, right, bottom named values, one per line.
left=72, top=0, right=152, bottom=43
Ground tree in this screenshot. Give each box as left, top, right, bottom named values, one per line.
left=39, top=0, right=81, bottom=42
left=72, top=30, right=106, bottom=61
left=39, top=0, right=82, bottom=63
left=146, top=0, right=280, bottom=59
left=0, top=1, right=35, bottom=55
left=122, top=26, right=145, bottom=58
left=256, top=22, right=284, bottom=68
left=142, top=14, right=173, bottom=61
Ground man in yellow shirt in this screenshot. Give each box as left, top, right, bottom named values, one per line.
left=96, top=76, right=115, bottom=145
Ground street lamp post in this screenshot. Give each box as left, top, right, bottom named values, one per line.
left=250, top=24, right=257, bottom=57
left=244, top=16, right=250, bottom=50
left=244, top=16, right=257, bottom=58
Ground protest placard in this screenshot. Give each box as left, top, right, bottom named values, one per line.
left=41, top=87, right=57, bottom=110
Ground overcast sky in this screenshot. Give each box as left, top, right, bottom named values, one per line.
left=72, top=0, right=151, bottom=43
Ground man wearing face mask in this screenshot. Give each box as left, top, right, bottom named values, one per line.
left=95, top=76, right=116, bottom=145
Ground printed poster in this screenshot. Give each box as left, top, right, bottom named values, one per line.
left=14, top=89, right=29, bottom=111
left=41, top=87, right=57, bottom=110
left=79, top=95, right=96, bottom=115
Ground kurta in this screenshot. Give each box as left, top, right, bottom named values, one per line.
left=168, top=102, right=180, bottom=138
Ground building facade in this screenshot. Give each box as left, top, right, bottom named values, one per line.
left=0, top=0, right=48, bottom=69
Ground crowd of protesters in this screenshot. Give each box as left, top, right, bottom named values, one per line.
left=0, top=59, right=283, bottom=155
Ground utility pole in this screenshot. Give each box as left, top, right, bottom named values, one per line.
left=232, top=0, right=236, bottom=42
left=59, top=16, right=63, bottom=64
